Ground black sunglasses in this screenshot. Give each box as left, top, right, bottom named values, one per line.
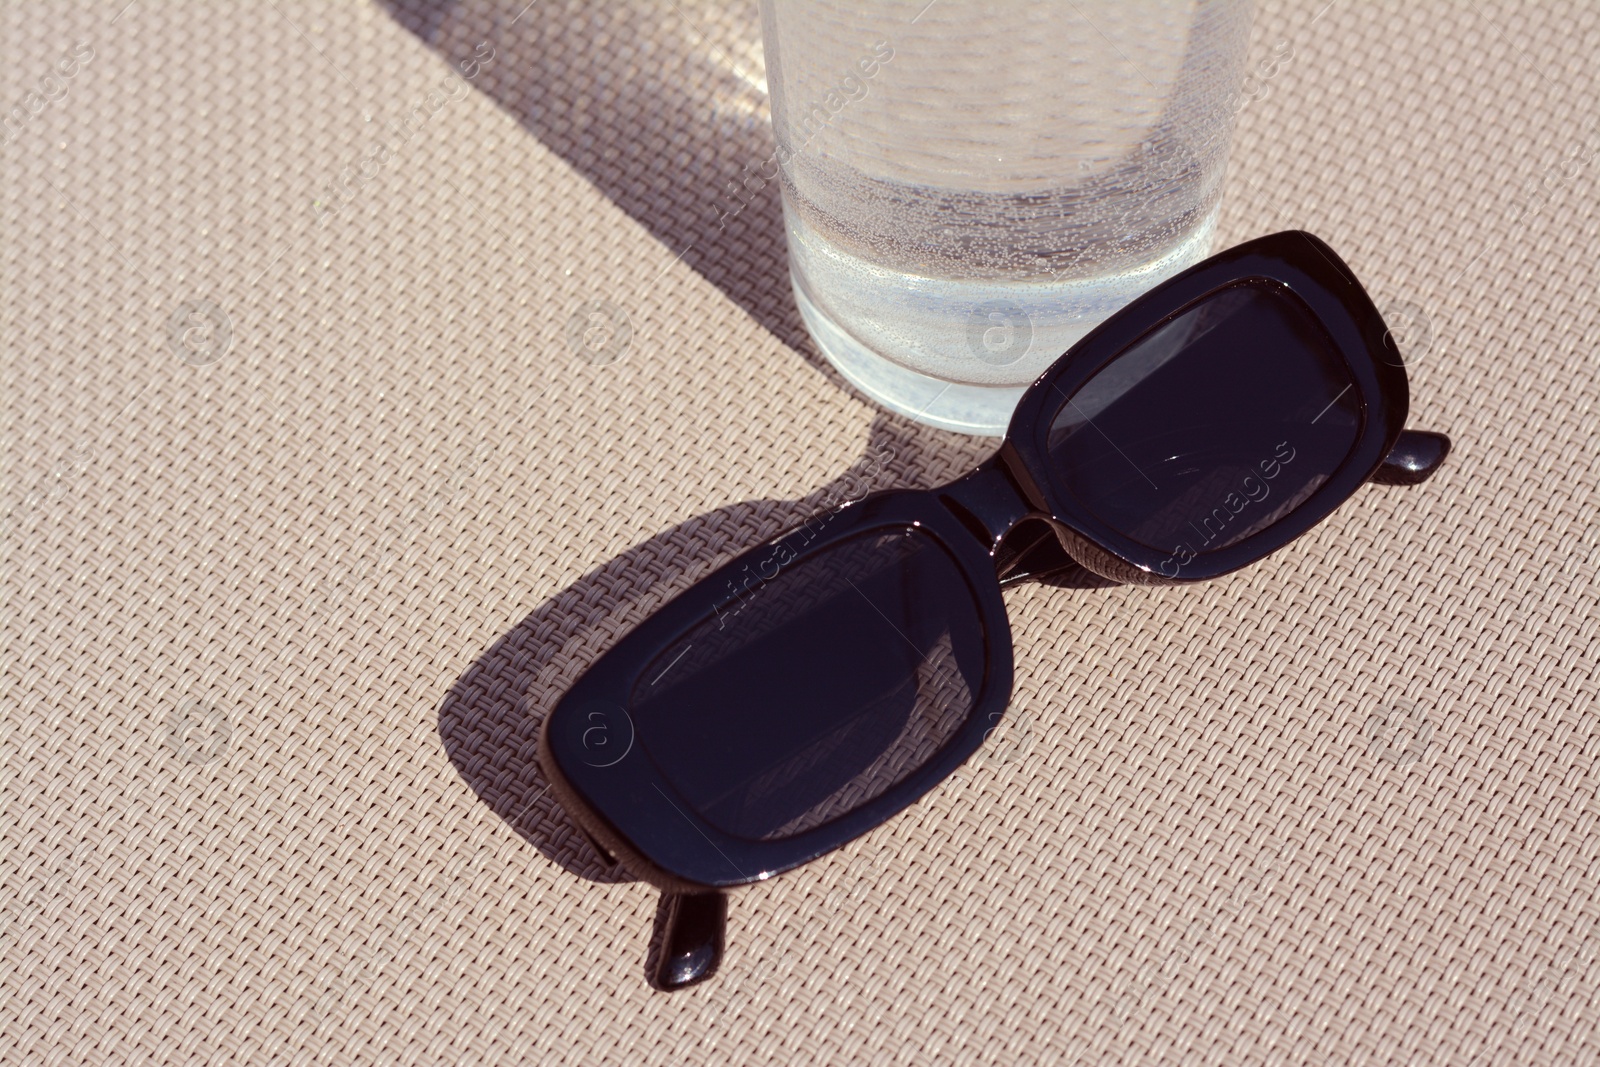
left=538, top=231, right=1452, bottom=990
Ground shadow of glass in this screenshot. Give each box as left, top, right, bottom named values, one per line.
left=375, top=0, right=816, bottom=356
left=393, top=1, right=1120, bottom=886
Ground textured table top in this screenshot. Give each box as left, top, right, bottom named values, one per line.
left=3, top=1, right=1598, bottom=1064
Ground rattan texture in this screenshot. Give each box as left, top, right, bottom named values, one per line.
left=2, top=1, right=1597, bottom=1064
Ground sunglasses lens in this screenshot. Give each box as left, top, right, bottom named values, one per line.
left=628, top=526, right=985, bottom=841
left=1047, top=282, right=1362, bottom=557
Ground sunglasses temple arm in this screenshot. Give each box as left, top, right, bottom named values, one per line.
left=1372, top=429, right=1452, bottom=485
left=648, top=889, right=728, bottom=991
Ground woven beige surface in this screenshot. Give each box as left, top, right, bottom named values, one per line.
left=2, top=0, right=1597, bottom=1063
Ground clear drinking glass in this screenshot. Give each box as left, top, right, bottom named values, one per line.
left=759, top=0, right=1254, bottom=435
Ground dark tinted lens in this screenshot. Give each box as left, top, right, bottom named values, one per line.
left=1048, top=283, right=1361, bottom=559
left=629, top=526, right=985, bottom=841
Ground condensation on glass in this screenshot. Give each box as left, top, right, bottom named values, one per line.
left=761, top=0, right=1255, bottom=434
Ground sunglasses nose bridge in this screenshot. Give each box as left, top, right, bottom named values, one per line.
left=937, top=452, right=1040, bottom=554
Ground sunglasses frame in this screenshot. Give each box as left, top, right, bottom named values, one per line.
left=543, top=485, right=1017, bottom=893
left=537, top=230, right=1447, bottom=987
left=1000, top=229, right=1411, bottom=585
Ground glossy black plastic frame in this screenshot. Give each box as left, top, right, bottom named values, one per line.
left=1003, top=231, right=1413, bottom=585
left=545, top=487, right=1015, bottom=893
left=537, top=231, right=1451, bottom=986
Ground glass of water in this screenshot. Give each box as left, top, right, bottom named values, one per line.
left=759, top=0, right=1254, bottom=435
